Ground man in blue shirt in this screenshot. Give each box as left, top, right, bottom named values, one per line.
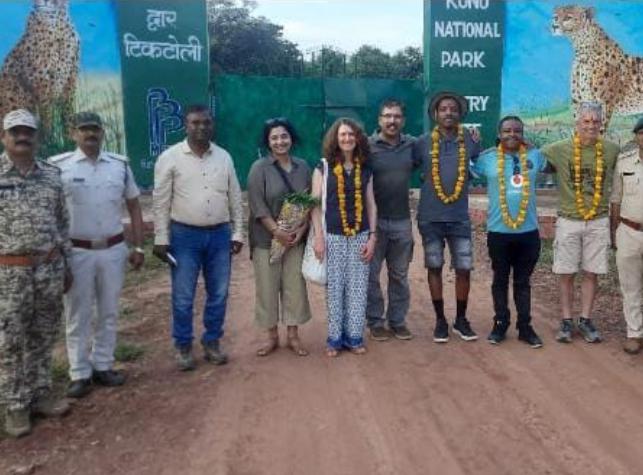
left=471, top=116, right=545, bottom=347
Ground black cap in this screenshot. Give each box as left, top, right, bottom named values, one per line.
left=633, top=117, right=643, bottom=134
left=72, top=111, right=103, bottom=128
left=428, top=91, right=468, bottom=118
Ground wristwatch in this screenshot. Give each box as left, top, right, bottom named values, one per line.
left=133, top=247, right=145, bottom=255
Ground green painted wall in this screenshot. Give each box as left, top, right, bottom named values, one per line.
left=214, top=74, right=425, bottom=188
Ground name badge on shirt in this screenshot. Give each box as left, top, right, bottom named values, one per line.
left=72, top=177, right=86, bottom=182
left=0, top=184, right=19, bottom=200
left=511, top=174, right=524, bottom=188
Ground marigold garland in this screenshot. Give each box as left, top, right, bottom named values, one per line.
left=572, top=133, right=604, bottom=221
left=431, top=125, right=467, bottom=204
left=333, top=160, right=363, bottom=236
left=497, top=144, right=530, bottom=230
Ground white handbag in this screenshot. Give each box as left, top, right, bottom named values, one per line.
left=302, top=159, right=328, bottom=285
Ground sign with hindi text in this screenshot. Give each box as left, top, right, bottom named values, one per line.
left=116, top=0, right=209, bottom=188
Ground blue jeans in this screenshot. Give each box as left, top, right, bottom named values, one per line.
left=169, top=221, right=231, bottom=349
left=418, top=220, right=473, bottom=270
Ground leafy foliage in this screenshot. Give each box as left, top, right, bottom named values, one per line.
left=208, top=0, right=302, bottom=76
left=207, top=0, right=422, bottom=79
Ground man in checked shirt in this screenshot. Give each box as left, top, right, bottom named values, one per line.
left=153, top=104, right=245, bottom=371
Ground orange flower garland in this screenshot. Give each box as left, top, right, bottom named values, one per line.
left=333, top=161, right=363, bottom=236
left=572, top=133, right=604, bottom=221
left=497, top=144, right=530, bottom=230
left=431, top=125, right=467, bottom=204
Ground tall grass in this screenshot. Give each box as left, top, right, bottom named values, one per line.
left=21, top=73, right=126, bottom=160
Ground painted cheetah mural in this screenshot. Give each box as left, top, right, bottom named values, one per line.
left=0, top=0, right=80, bottom=132
left=552, top=5, right=643, bottom=130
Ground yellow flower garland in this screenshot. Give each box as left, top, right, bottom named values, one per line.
left=573, top=133, right=604, bottom=221
left=431, top=125, right=467, bottom=204
left=497, top=144, right=530, bottom=230
left=333, top=161, right=363, bottom=236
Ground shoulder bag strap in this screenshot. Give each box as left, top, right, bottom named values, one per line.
left=321, top=158, right=328, bottom=237
left=272, top=160, right=295, bottom=194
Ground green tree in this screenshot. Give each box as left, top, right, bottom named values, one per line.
left=304, top=46, right=347, bottom=77
left=208, top=0, right=302, bottom=76
left=351, top=45, right=392, bottom=78
left=390, top=47, right=423, bottom=79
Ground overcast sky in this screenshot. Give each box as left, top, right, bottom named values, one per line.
left=253, top=0, right=423, bottom=54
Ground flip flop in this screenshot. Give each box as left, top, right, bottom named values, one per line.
left=286, top=336, right=309, bottom=357
left=325, top=347, right=339, bottom=358
left=256, top=335, right=279, bottom=357
left=349, top=346, right=367, bottom=355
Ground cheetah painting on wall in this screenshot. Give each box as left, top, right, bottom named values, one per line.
left=0, top=0, right=79, bottom=134
left=0, top=0, right=124, bottom=157
left=501, top=1, right=643, bottom=146
left=552, top=5, right=643, bottom=131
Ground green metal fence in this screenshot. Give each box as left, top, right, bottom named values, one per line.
left=213, top=74, right=425, bottom=188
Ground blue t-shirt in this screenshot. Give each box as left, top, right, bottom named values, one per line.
left=471, top=147, right=546, bottom=234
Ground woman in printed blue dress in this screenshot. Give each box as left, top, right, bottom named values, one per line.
left=310, top=118, right=378, bottom=357
left=470, top=116, right=546, bottom=348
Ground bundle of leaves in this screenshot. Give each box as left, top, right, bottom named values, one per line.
left=269, top=192, right=319, bottom=263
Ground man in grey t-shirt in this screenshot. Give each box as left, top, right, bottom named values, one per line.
left=366, top=99, right=420, bottom=341
left=415, top=91, right=480, bottom=344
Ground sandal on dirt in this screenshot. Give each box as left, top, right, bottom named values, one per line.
left=349, top=346, right=367, bottom=355
left=325, top=347, right=340, bottom=358
left=286, top=337, right=309, bottom=357
left=256, top=335, right=279, bottom=357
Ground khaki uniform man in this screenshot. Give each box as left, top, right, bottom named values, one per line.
left=0, top=109, right=72, bottom=438
left=610, top=117, right=643, bottom=354
left=49, top=112, right=144, bottom=398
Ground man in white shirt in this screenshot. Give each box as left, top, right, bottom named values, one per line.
left=49, top=112, right=145, bottom=398
left=153, top=104, right=244, bottom=371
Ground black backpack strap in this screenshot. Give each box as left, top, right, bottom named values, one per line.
left=272, top=160, right=295, bottom=194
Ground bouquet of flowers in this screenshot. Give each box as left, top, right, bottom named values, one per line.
left=269, top=191, right=320, bottom=264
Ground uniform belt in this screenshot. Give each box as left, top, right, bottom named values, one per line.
left=0, top=248, right=61, bottom=267
left=71, top=233, right=125, bottom=250
left=620, top=217, right=643, bottom=232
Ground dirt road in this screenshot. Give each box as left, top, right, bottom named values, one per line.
left=2, top=228, right=642, bottom=475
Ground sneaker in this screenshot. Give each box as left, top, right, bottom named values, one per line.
left=202, top=340, right=228, bottom=365
left=433, top=318, right=449, bottom=343
left=4, top=408, right=31, bottom=438
left=518, top=325, right=543, bottom=349
left=453, top=318, right=478, bottom=341
left=487, top=320, right=509, bottom=345
left=556, top=319, right=574, bottom=343
left=31, top=394, right=70, bottom=418
left=176, top=346, right=196, bottom=371
left=578, top=318, right=602, bottom=343
left=67, top=378, right=92, bottom=398
left=92, top=369, right=125, bottom=387
left=390, top=325, right=413, bottom=341
left=623, top=338, right=643, bottom=355
left=369, top=326, right=392, bottom=341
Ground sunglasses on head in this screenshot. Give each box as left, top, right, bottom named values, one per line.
left=512, top=155, right=520, bottom=176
